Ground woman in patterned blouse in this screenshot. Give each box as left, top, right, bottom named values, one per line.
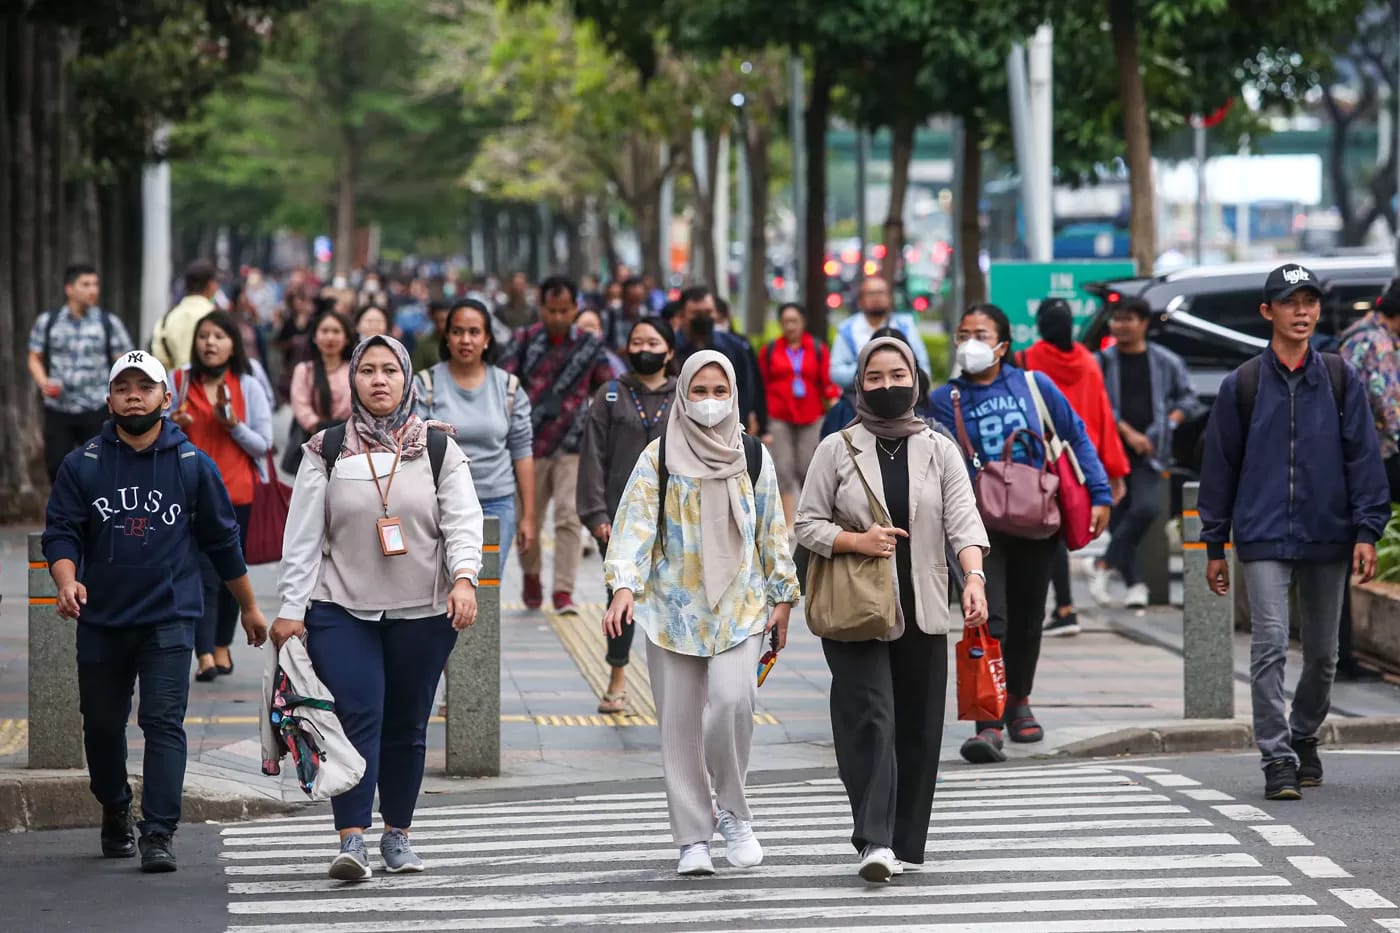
left=602, top=350, right=799, bottom=878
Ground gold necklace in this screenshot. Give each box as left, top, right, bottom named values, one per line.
left=876, top=437, right=905, bottom=460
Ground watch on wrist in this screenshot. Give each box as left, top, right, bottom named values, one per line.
left=964, top=569, right=987, bottom=584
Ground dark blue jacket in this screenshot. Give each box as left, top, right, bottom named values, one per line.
left=675, top=329, right=768, bottom=433
left=929, top=366, right=1114, bottom=507
left=1198, top=347, right=1389, bottom=563
left=42, top=419, right=247, bottom=628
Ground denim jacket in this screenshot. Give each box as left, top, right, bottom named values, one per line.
left=1097, top=343, right=1202, bottom=471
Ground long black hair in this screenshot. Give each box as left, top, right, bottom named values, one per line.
left=311, top=310, right=354, bottom=419
left=440, top=299, right=500, bottom=365
left=189, top=311, right=251, bottom=380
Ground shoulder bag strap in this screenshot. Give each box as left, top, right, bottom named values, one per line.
left=838, top=430, right=892, bottom=526
left=505, top=371, right=519, bottom=417
left=949, top=387, right=983, bottom=471
left=1024, top=372, right=1084, bottom=481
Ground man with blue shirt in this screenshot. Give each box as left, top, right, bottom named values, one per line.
left=1198, top=263, right=1389, bottom=802
left=43, top=350, right=268, bottom=872
left=829, top=277, right=932, bottom=388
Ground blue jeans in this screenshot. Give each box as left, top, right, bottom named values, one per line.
left=479, top=494, right=516, bottom=572
left=304, top=602, right=459, bottom=830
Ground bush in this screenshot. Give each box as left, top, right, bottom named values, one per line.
left=1374, top=504, right=1400, bottom=583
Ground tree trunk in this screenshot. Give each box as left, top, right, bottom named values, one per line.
left=631, top=194, right=663, bottom=286
left=1322, top=89, right=1360, bottom=245
left=1108, top=0, right=1156, bottom=275
left=883, top=118, right=915, bottom=285
left=598, top=201, right=620, bottom=279
left=333, top=127, right=358, bottom=280
left=744, top=116, right=771, bottom=336
left=482, top=202, right=499, bottom=279
left=561, top=210, right=585, bottom=280
left=959, top=114, right=986, bottom=307
left=803, top=63, right=833, bottom=339
left=689, top=127, right=722, bottom=289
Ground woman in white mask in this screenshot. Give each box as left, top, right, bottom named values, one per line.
left=603, top=350, right=799, bottom=877
left=929, top=304, right=1113, bottom=765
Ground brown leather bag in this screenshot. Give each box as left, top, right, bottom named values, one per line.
left=951, top=387, right=1062, bottom=540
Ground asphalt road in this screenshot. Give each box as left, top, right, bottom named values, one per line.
left=6, top=749, right=1400, bottom=933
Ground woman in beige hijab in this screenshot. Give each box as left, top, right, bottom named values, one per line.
left=603, top=350, right=799, bottom=877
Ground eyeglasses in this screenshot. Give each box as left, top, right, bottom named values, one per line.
left=954, top=332, right=999, bottom=344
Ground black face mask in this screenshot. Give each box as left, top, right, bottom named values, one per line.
left=629, top=351, right=668, bottom=376
left=689, top=313, right=715, bottom=342
left=199, top=361, right=230, bottom=380
left=113, top=409, right=164, bottom=436
left=863, top=386, right=916, bottom=419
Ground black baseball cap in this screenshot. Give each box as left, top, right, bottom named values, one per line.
left=1263, top=263, right=1323, bottom=303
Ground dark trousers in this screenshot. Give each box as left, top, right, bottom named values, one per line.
left=78, top=628, right=192, bottom=836
left=600, top=537, right=634, bottom=668
left=985, top=530, right=1058, bottom=714
left=1050, top=541, right=1073, bottom=611
left=196, top=503, right=252, bottom=656
left=823, top=626, right=948, bottom=864
left=1103, top=461, right=1162, bottom=587
left=304, top=602, right=458, bottom=830
left=44, top=407, right=107, bottom=481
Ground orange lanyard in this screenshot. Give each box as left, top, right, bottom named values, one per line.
left=365, top=446, right=402, bottom=517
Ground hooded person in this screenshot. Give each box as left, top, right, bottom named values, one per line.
left=270, top=334, right=485, bottom=882
left=602, top=349, right=799, bottom=878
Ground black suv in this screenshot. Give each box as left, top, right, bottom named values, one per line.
left=1080, top=256, right=1396, bottom=471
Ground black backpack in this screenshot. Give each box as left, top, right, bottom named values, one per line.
left=317, top=424, right=450, bottom=485
left=1235, top=351, right=1347, bottom=441
left=654, top=425, right=762, bottom=554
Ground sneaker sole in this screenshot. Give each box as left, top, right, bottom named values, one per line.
left=383, top=861, right=425, bottom=874
left=859, top=860, right=893, bottom=883
left=678, top=865, right=716, bottom=876
left=1007, top=729, right=1045, bottom=744
left=1265, top=787, right=1302, bottom=801
left=724, top=849, right=763, bottom=869
left=1299, top=777, right=1323, bottom=788
left=102, top=843, right=137, bottom=859
left=329, top=855, right=373, bottom=881
left=959, top=739, right=1007, bottom=765
left=1043, top=626, right=1081, bottom=637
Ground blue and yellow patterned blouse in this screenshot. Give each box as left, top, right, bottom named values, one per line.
left=604, top=439, right=800, bottom=657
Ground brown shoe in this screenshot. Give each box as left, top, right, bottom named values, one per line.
left=522, top=574, right=543, bottom=610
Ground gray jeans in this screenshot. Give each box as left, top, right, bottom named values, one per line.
left=1242, top=559, right=1348, bottom=766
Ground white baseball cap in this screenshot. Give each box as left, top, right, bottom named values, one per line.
left=108, top=349, right=168, bottom=386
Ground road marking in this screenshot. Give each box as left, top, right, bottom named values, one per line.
left=1212, top=804, right=1274, bottom=822
left=1289, top=856, right=1351, bottom=879
left=1372, top=920, right=1400, bottom=931
left=1251, top=825, right=1314, bottom=847
left=1179, top=789, right=1235, bottom=801
left=1147, top=773, right=1202, bottom=787
left=0, top=719, right=27, bottom=757
left=1331, top=889, right=1397, bottom=909
left=226, top=920, right=1343, bottom=933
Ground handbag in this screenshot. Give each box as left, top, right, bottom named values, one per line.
left=281, top=419, right=309, bottom=476
left=1025, top=372, right=1095, bottom=550
left=951, top=386, right=1061, bottom=540
left=803, top=430, right=898, bottom=643
left=246, top=451, right=291, bottom=565
left=956, top=624, right=1007, bottom=721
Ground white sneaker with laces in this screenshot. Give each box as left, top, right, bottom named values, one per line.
left=1124, top=583, right=1149, bottom=608
left=859, top=845, right=897, bottom=882
left=1088, top=567, right=1114, bottom=606
left=677, top=842, right=715, bottom=876
left=714, top=810, right=762, bottom=868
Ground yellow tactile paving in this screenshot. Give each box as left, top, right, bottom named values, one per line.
left=543, top=603, right=659, bottom=721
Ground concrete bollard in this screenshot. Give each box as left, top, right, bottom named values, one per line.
left=1140, top=471, right=1174, bottom=606
left=445, top=516, right=500, bottom=777
left=27, top=533, right=85, bottom=769
left=1181, top=484, right=1235, bottom=719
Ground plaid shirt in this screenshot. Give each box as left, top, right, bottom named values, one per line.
left=1340, top=312, right=1400, bottom=460
left=27, top=306, right=132, bottom=414
left=502, top=325, right=613, bottom=458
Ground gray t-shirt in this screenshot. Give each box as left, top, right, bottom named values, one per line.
left=413, top=363, right=533, bottom=501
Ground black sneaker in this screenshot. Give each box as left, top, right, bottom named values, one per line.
left=100, top=805, right=136, bottom=858
left=1263, top=759, right=1302, bottom=801
left=139, top=833, right=178, bottom=873
left=960, top=727, right=1007, bottom=764
left=1291, top=737, right=1323, bottom=787
left=1043, top=612, right=1081, bottom=637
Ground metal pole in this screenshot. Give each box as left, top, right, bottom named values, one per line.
left=736, top=114, right=751, bottom=317
left=856, top=128, right=869, bottom=281
left=1194, top=121, right=1207, bottom=266
left=790, top=54, right=806, bottom=295
left=1395, top=3, right=1400, bottom=268
left=28, top=533, right=84, bottom=768
left=659, top=144, right=674, bottom=287
left=1029, top=24, right=1054, bottom=262
left=140, top=124, right=173, bottom=339
left=445, top=517, right=501, bottom=776
left=714, top=129, right=731, bottom=297
left=949, top=117, right=966, bottom=340
left=1181, top=483, right=1235, bottom=719
left=1007, top=44, right=1042, bottom=262
left=692, top=124, right=709, bottom=284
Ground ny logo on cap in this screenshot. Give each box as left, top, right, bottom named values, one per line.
left=125, top=351, right=146, bottom=364
left=1282, top=267, right=1311, bottom=285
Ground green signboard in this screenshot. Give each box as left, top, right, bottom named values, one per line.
left=988, top=261, right=1137, bottom=348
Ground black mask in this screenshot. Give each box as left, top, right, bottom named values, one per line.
left=689, top=313, right=715, bottom=342
left=198, top=361, right=230, bottom=380
left=863, top=386, right=916, bottom=419
left=629, top=351, right=668, bottom=376
left=113, top=409, right=164, bottom=436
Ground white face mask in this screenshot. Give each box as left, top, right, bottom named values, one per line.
left=687, top=397, right=732, bottom=428
left=955, top=339, right=1001, bottom=376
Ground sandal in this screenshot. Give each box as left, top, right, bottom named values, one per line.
left=597, top=691, right=628, bottom=714
left=1005, top=696, right=1044, bottom=743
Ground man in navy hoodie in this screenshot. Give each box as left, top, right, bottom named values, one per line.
left=43, top=350, right=268, bottom=872
left=1198, top=263, right=1389, bottom=801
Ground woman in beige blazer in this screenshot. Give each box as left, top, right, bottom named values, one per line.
left=795, top=336, right=990, bottom=883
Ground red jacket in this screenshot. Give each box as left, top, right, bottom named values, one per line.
left=1020, top=341, right=1131, bottom=479
left=759, top=334, right=841, bottom=426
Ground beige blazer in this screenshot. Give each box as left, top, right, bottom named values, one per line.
left=794, top=423, right=989, bottom=636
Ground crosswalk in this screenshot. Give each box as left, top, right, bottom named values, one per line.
left=219, top=762, right=1393, bottom=932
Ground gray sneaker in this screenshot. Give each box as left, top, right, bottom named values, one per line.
left=328, top=833, right=373, bottom=881
left=380, top=828, right=425, bottom=873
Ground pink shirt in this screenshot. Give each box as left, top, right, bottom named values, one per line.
left=290, top=360, right=353, bottom=431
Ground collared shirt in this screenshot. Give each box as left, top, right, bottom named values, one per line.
left=501, top=324, right=613, bottom=458
left=27, top=305, right=132, bottom=414
left=1340, top=312, right=1400, bottom=459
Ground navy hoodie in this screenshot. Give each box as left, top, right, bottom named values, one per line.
left=1198, top=347, right=1390, bottom=564
left=42, top=419, right=247, bottom=628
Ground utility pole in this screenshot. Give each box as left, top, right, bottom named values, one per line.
left=790, top=54, right=806, bottom=293
left=856, top=128, right=869, bottom=282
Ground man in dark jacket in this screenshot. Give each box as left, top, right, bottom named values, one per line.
left=673, top=286, right=767, bottom=436
left=1198, top=263, right=1389, bottom=802
left=42, top=350, right=268, bottom=872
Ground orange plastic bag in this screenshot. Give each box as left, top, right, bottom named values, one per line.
left=956, top=624, right=1007, bottom=722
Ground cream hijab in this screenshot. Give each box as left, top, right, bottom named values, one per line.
left=665, top=351, right=746, bottom=609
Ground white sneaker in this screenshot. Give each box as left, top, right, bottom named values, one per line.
left=858, top=845, right=897, bottom=882
left=1124, top=583, right=1149, bottom=608
left=1088, top=567, right=1114, bottom=606
left=715, top=810, right=763, bottom=868
left=892, top=858, right=904, bottom=876
left=677, top=842, right=715, bottom=876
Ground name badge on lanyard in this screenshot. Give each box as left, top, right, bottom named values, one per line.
left=368, top=447, right=408, bottom=556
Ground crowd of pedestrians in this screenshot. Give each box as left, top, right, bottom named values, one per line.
left=30, top=254, right=1400, bottom=879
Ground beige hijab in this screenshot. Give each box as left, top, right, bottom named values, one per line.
left=665, top=351, right=746, bottom=609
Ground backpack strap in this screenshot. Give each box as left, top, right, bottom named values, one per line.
left=949, top=386, right=983, bottom=470
left=320, top=422, right=448, bottom=486
left=1235, top=351, right=1348, bottom=444
left=177, top=441, right=201, bottom=526
left=427, top=427, right=448, bottom=485
left=102, top=309, right=115, bottom=362
left=605, top=379, right=620, bottom=407
left=1322, top=351, right=1348, bottom=422
left=741, top=432, right=762, bottom=487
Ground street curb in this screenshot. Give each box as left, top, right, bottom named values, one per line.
left=1054, top=715, right=1400, bottom=759
left=0, top=771, right=300, bottom=833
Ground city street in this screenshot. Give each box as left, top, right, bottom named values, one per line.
left=8, top=751, right=1400, bottom=931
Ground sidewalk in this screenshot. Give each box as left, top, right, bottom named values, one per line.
left=6, top=522, right=1400, bottom=826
